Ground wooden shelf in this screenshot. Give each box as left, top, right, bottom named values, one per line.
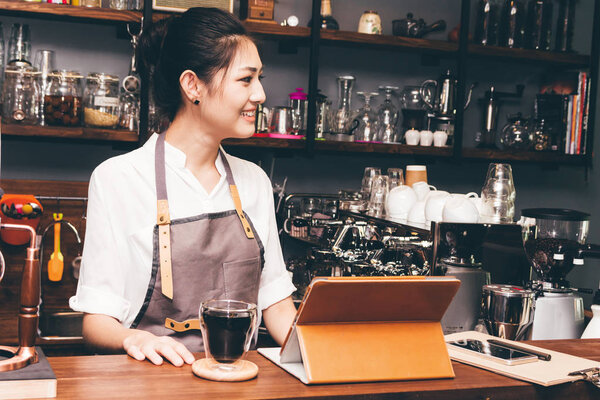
left=468, top=44, right=590, bottom=67
left=243, top=21, right=310, bottom=41
left=1, top=123, right=139, bottom=142
left=462, top=148, right=588, bottom=165
left=0, top=0, right=141, bottom=23
left=314, top=140, right=454, bottom=156
left=222, top=136, right=306, bottom=149
left=319, top=30, right=458, bottom=55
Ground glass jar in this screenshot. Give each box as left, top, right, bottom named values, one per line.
left=2, top=64, right=40, bottom=125
left=500, top=113, right=531, bottom=149
left=84, top=73, right=120, bottom=128
left=44, top=70, right=83, bottom=127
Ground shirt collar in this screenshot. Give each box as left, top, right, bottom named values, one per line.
left=145, top=133, right=229, bottom=177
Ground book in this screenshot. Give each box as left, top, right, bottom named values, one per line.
left=565, top=95, right=573, bottom=154
left=0, top=347, right=56, bottom=400
left=576, top=72, right=587, bottom=154
left=582, top=77, right=592, bottom=155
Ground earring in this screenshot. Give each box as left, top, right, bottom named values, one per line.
left=193, top=99, right=200, bottom=105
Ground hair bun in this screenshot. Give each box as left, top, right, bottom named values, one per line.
left=137, top=16, right=176, bottom=77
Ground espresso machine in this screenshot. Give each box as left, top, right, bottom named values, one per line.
left=432, top=222, right=531, bottom=334
left=520, top=208, right=600, bottom=340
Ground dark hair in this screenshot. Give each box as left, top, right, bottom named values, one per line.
left=138, top=8, right=252, bottom=121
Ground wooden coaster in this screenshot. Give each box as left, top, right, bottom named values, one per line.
left=191, top=358, right=258, bottom=382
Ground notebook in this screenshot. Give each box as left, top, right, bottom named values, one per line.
left=0, top=347, right=56, bottom=399
left=445, top=331, right=600, bottom=386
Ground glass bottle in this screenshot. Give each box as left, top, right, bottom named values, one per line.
left=376, top=86, right=400, bottom=143
left=499, top=0, right=525, bottom=48
left=555, top=0, right=575, bottom=52
left=525, top=0, right=553, bottom=51
left=353, top=91, right=379, bottom=142
left=288, top=87, right=308, bottom=135
left=44, top=70, right=83, bottom=127
left=474, top=0, right=500, bottom=46
left=308, top=0, right=339, bottom=30
left=330, top=75, right=355, bottom=136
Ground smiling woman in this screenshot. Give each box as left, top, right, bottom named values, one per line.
left=68, top=7, right=297, bottom=368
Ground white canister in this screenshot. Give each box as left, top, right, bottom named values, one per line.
left=582, top=304, right=600, bottom=338
left=420, top=130, right=433, bottom=146
left=405, top=129, right=420, bottom=145
left=358, top=11, right=382, bottom=35
left=433, top=130, right=448, bottom=147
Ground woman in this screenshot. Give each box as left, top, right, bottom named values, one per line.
left=69, top=8, right=297, bottom=367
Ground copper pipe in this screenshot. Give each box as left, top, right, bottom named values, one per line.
left=0, top=223, right=40, bottom=372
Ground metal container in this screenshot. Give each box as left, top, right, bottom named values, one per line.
left=481, top=284, right=534, bottom=340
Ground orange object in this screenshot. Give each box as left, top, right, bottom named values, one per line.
left=48, top=213, right=64, bottom=282
left=274, top=276, right=461, bottom=384
left=0, top=194, right=43, bottom=246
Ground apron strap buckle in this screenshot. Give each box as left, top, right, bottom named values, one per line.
left=229, top=185, right=255, bottom=239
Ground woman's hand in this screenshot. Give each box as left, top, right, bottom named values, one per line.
left=122, top=330, right=195, bottom=366
left=82, top=313, right=195, bottom=367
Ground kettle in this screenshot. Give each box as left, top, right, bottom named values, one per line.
left=392, top=13, right=447, bottom=38
left=420, top=70, right=475, bottom=118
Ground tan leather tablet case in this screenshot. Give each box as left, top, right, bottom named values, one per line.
left=280, top=276, right=461, bottom=384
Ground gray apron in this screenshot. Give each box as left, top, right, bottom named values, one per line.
left=131, top=133, right=264, bottom=352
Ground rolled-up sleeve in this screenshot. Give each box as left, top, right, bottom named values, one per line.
left=257, top=173, right=296, bottom=311
left=69, top=168, right=131, bottom=323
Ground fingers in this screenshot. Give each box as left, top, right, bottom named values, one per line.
left=172, top=340, right=196, bottom=365
left=123, top=332, right=193, bottom=367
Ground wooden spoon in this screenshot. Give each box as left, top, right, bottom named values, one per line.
left=48, top=213, right=64, bottom=282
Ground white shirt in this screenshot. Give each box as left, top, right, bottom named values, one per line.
left=69, top=133, right=295, bottom=327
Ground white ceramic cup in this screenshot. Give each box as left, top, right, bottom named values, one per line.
left=385, top=185, right=417, bottom=219
left=424, top=190, right=450, bottom=222
left=405, top=129, right=420, bottom=146
left=408, top=200, right=427, bottom=225
left=433, top=130, right=448, bottom=147
left=442, top=194, right=480, bottom=223
left=412, top=181, right=437, bottom=201
left=419, top=130, right=433, bottom=146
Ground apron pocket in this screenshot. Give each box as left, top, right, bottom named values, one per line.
left=222, top=256, right=261, bottom=304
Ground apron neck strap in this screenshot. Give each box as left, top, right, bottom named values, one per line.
left=154, top=134, right=254, bottom=239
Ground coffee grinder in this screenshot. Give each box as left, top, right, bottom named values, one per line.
left=520, top=208, right=600, bottom=340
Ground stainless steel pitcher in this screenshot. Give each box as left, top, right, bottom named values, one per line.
left=420, top=70, right=474, bottom=118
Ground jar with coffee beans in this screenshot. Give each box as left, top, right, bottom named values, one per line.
left=43, top=70, right=83, bottom=127
left=83, top=72, right=120, bottom=128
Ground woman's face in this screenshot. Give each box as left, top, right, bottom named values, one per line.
left=198, top=40, right=266, bottom=140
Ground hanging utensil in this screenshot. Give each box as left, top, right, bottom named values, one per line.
left=48, top=212, right=64, bottom=282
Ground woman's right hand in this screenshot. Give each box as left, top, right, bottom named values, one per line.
left=123, top=330, right=195, bottom=367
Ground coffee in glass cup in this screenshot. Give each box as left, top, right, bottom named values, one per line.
left=199, top=299, right=257, bottom=370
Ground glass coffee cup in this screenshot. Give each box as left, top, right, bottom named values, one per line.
left=199, top=299, right=257, bottom=371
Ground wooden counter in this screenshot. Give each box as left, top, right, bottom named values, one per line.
left=45, top=339, right=600, bottom=399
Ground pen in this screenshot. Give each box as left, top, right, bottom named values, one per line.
left=487, top=339, right=552, bottom=361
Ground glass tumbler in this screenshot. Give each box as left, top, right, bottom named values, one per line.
left=199, top=299, right=257, bottom=371
left=7, top=23, right=31, bottom=65
left=387, top=168, right=404, bottom=189
left=360, top=167, right=382, bottom=200
left=367, top=174, right=390, bottom=218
